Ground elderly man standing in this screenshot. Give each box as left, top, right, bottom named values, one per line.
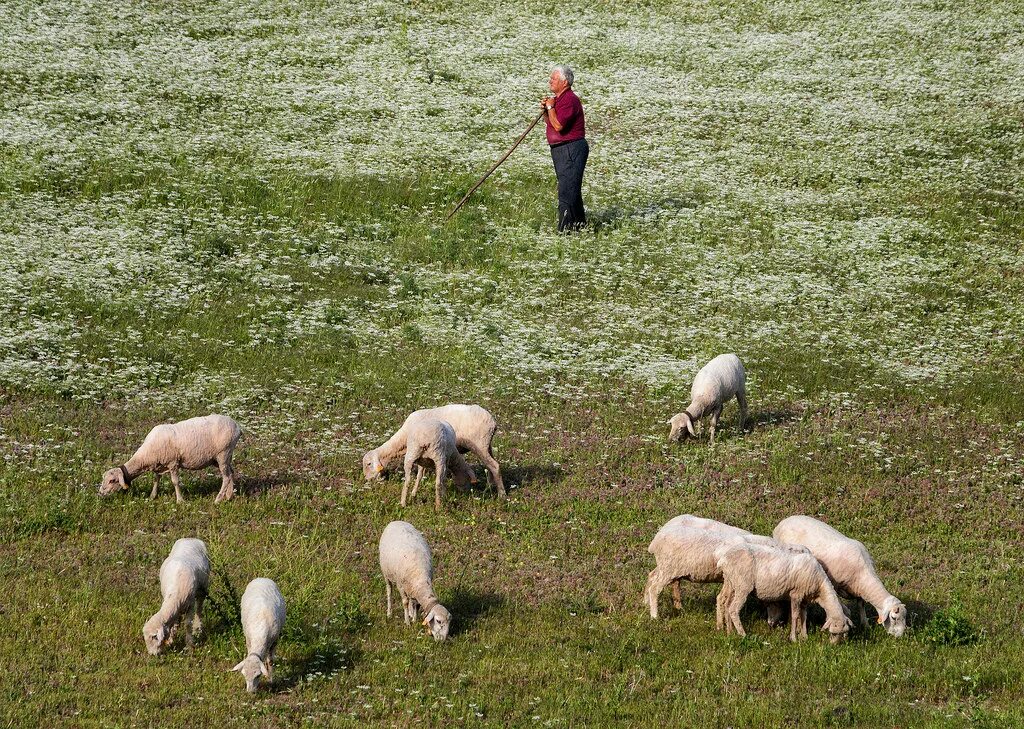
left=541, top=65, right=588, bottom=232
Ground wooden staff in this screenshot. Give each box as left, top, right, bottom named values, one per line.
left=444, top=109, right=546, bottom=222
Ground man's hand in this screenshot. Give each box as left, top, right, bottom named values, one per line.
left=540, top=97, right=554, bottom=109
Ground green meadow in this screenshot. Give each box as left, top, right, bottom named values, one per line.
left=1, top=0, right=1022, bottom=725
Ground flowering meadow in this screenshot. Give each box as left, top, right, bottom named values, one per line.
left=1, top=0, right=1023, bottom=725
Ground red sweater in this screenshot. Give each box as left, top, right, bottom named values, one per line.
left=545, top=89, right=585, bottom=145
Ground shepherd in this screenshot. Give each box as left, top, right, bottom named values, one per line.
left=541, top=65, right=588, bottom=232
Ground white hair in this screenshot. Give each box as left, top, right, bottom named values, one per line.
left=551, top=64, right=574, bottom=87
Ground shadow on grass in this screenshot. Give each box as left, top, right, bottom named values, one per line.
left=748, top=407, right=804, bottom=431
left=502, top=463, right=565, bottom=490
left=589, top=194, right=706, bottom=233
left=447, top=587, right=504, bottom=637
left=240, top=472, right=296, bottom=497
left=906, top=599, right=937, bottom=628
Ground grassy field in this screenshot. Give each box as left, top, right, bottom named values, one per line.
left=2, top=0, right=1023, bottom=725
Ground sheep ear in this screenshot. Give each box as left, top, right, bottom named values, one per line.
left=231, top=661, right=245, bottom=672
left=877, top=614, right=885, bottom=624
left=260, top=660, right=271, bottom=677
left=375, top=463, right=384, bottom=474
left=685, top=417, right=697, bottom=437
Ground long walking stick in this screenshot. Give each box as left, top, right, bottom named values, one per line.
left=444, top=110, right=546, bottom=222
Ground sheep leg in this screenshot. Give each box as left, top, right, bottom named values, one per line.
left=671, top=580, right=683, bottom=610
left=265, top=650, right=275, bottom=682
left=169, top=468, right=184, bottom=503
left=858, top=600, right=869, bottom=629
left=184, top=602, right=196, bottom=649
left=410, top=465, right=425, bottom=499
left=401, top=456, right=416, bottom=507
left=150, top=473, right=161, bottom=500
left=386, top=581, right=393, bottom=619
left=789, top=597, right=802, bottom=642
left=644, top=568, right=676, bottom=619
left=708, top=406, right=723, bottom=444
left=399, top=589, right=411, bottom=625
left=477, top=445, right=506, bottom=498
left=715, top=588, right=730, bottom=631
left=724, top=579, right=749, bottom=636
left=434, top=462, right=446, bottom=512
left=215, top=455, right=235, bottom=503
left=192, top=591, right=205, bottom=638
left=736, top=390, right=748, bottom=432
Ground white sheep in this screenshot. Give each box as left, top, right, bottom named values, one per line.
left=643, top=520, right=808, bottom=620
left=99, top=414, right=242, bottom=503
left=773, top=515, right=907, bottom=637
left=231, top=578, right=286, bottom=693
left=378, top=520, right=451, bottom=641
left=363, top=404, right=505, bottom=497
left=667, top=353, right=748, bottom=443
left=717, top=541, right=853, bottom=643
left=142, top=538, right=210, bottom=655
left=398, top=418, right=476, bottom=511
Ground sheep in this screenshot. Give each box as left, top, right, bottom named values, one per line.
left=773, top=515, right=907, bottom=637
left=231, top=578, right=286, bottom=693
left=142, top=538, right=210, bottom=655
left=362, top=404, right=505, bottom=498
left=717, top=541, right=853, bottom=643
left=378, top=520, right=451, bottom=641
left=643, top=520, right=809, bottom=620
left=394, top=418, right=476, bottom=511
left=667, top=353, right=747, bottom=444
left=638, top=516, right=806, bottom=618
left=99, top=414, right=242, bottom=504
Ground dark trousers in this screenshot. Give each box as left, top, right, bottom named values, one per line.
left=550, top=138, right=589, bottom=232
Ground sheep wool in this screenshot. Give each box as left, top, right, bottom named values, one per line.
left=668, top=353, right=748, bottom=444
left=232, top=578, right=286, bottom=693
left=717, top=542, right=853, bottom=643
left=142, top=538, right=210, bottom=655
left=773, top=515, right=907, bottom=637
left=99, top=414, right=242, bottom=503
left=379, top=521, right=451, bottom=641
left=363, top=404, right=505, bottom=497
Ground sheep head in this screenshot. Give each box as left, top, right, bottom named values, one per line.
left=880, top=600, right=907, bottom=638
left=451, top=460, right=477, bottom=491
left=231, top=653, right=269, bottom=693
left=142, top=617, right=170, bottom=656
left=423, top=604, right=451, bottom=642
left=667, top=412, right=696, bottom=442
left=98, top=467, right=129, bottom=496
left=822, top=614, right=854, bottom=644
left=362, top=451, right=384, bottom=481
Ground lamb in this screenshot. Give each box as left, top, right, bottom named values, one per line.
left=99, top=414, right=242, bottom=503
left=142, top=538, right=210, bottom=655
left=397, top=418, right=476, bottom=511
left=231, top=578, right=286, bottom=693
left=717, top=541, right=853, bottom=643
left=667, top=353, right=748, bottom=444
left=773, top=515, right=907, bottom=637
left=363, top=404, right=505, bottom=498
left=643, top=519, right=809, bottom=620
left=378, top=520, right=451, bottom=641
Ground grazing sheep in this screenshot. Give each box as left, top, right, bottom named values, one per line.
left=232, top=578, right=286, bottom=693
left=398, top=418, right=476, bottom=511
left=717, top=541, right=853, bottom=643
left=668, top=353, right=747, bottom=444
left=379, top=520, right=451, bottom=641
left=142, top=538, right=210, bottom=655
left=644, top=521, right=808, bottom=620
left=773, top=515, right=907, bottom=637
left=363, top=404, right=505, bottom=497
left=99, top=414, right=242, bottom=504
